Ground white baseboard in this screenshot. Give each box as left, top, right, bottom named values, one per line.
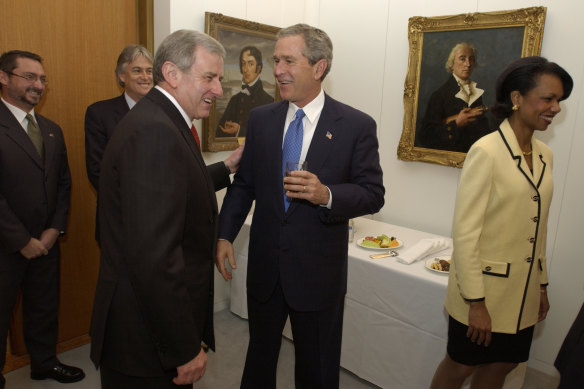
left=213, top=298, right=229, bottom=313
left=527, top=358, right=561, bottom=378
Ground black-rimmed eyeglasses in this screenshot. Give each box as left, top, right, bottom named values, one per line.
left=5, top=71, right=48, bottom=85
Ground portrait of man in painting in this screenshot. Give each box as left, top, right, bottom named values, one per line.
left=214, top=30, right=277, bottom=139
left=215, top=44, right=274, bottom=138
left=414, top=27, right=525, bottom=153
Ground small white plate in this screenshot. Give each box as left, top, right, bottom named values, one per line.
left=425, top=256, right=451, bottom=274
left=356, top=237, right=403, bottom=251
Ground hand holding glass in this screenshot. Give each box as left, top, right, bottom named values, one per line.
left=285, top=160, right=307, bottom=176
left=284, top=160, right=307, bottom=194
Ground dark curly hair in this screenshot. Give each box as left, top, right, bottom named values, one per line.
left=491, top=56, right=573, bottom=119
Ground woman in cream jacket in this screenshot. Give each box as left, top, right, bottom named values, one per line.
left=430, top=57, right=573, bottom=389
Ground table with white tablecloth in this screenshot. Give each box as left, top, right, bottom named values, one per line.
left=228, top=216, right=525, bottom=389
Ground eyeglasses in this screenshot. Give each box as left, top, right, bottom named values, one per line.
left=5, top=71, right=48, bottom=85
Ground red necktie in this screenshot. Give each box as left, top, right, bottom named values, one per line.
left=190, top=124, right=201, bottom=150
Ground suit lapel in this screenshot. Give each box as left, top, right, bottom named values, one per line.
left=146, top=88, right=217, bottom=210
left=305, top=94, right=339, bottom=175
left=0, top=103, right=44, bottom=169
left=37, top=115, right=55, bottom=174
left=531, top=142, right=547, bottom=189
left=114, top=94, right=130, bottom=121
left=498, top=119, right=540, bottom=190
left=266, top=102, right=290, bottom=215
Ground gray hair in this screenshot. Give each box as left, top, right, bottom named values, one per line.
left=115, top=45, right=153, bottom=87
left=445, top=42, right=477, bottom=73
left=277, top=23, right=333, bottom=81
left=153, top=29, right=226, bottom=85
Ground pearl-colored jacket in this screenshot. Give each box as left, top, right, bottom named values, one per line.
left=445, top=119, right=551, bottom=334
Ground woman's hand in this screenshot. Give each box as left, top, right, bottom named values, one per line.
left=538, top=288, right=550, bottom=321
left=467, top=300, right=492, bottom=346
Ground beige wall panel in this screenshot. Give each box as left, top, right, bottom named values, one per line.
left=1, top=0, right=137, bottom=370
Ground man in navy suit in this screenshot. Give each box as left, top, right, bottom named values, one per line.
left=84, top=44, right=154, bottom=192
left=216, top=24, right=385, bottom=389
left=0, top=50, right=84, bottom=387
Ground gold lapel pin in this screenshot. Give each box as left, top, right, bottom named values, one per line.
left=326, top=131, right=332, bottom=139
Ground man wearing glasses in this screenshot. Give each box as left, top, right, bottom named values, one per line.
left=0, top=50, right=85, bottom=388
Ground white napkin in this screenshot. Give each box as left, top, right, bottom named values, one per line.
left=396, top=238, right=451, bottom=265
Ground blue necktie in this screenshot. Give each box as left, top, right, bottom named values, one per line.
left=282, top=109, right=305, bottom=211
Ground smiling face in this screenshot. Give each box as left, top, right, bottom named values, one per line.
left=241, top=50, right=261, bottom=84
left=119, top=54, right=153, bottom=101
left=174, top=46, right=224, bottom=120
left=0, top=57, right=45, bottom=111
left=451, top=47, right=476, bottom=81
left=273, top=35, right=324, bottom=108
left=513, top=73, right=564, bottom=132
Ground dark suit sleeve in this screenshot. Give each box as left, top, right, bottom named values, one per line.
left=84, top=104, right=108, bottom=191
left=118, top=124, right=201, bottom=368
left=207, top=162, right=231, bottom=192
left=324, top=113, right=384, bottom=221
left=0, top=194, right=30, bottom=251
left=218, top=121, right=257, bottom=242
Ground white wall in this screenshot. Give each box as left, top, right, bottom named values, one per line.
left=154, top=0, right=584, bottom=377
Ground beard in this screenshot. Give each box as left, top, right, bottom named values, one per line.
left=20, top=86, right=43, bottom=107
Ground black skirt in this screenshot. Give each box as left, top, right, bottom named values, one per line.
left=447, top=316, right=534, bottom=365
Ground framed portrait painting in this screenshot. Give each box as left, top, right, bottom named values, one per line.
left=204, top=12, right=280, bottom=151
left=397, top=7, right=546, bottom=167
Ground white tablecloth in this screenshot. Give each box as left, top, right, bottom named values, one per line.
left=229, top=216, right=525, bottom=389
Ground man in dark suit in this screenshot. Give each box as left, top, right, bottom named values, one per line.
left=85, top=44, right=154, bottom=192
left=417, top=42, right=491, bottom=153
left=216, top=45, right=274, bottom=138
left=90, top=30, right=242, bottom=388
left=0, top=50, right=84, bottom=387
left=216, top=24, right=385, bottom=388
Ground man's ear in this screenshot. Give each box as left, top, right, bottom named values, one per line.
left=313, top=59, right=327, bottom=80
left=118, top=71, right=126, bottom=86
left=161, top=61, right=180, bottom=88
left=0, top=71, right=9, bottom=88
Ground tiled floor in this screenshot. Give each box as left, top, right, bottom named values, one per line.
left=4, top=309, right=560, bottom=388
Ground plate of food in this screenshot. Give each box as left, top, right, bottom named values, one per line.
left=425, top=256, right=451, bottom=274
left=356, top=235, right=403, bottom=251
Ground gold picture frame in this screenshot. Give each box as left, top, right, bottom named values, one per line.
left=204, top=12, right=280, bottom=152
left=397, top=7, right=546, bottom=167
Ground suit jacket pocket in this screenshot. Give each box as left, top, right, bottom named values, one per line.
left=480, top=258, right=510, bottom=278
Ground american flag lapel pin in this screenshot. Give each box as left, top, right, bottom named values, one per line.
left=326, top=131, right=332, bottom=140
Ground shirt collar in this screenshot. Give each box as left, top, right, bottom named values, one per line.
left=452, top=73, right=470, bottom=85
left=288, top=88, right=325, bottom=124
left=124, top=92, right=138, bottom=109
left=1, top=97, right=34, bottom=125
left=155, top=85, right=193, bottom=129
